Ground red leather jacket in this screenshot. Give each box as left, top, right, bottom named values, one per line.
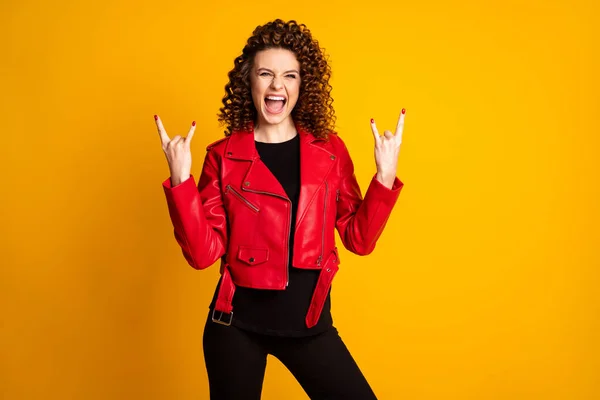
left=162, top=125, right=404, bottom=327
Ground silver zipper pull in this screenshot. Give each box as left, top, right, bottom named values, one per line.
left=336, top=189, right=340, bottom=201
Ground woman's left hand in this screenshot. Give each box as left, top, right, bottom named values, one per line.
left=370, top=109, right=406, bottom=189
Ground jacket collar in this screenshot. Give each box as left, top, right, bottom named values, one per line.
left=223, top=121, right=337, bottom=228
left=223, top=121, right=325, bottom=161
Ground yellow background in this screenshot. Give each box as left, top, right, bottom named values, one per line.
left=1, top=0, right=598, bottom=398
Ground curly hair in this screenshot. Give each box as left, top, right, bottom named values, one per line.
left=217, top=19, right=336, bottom=139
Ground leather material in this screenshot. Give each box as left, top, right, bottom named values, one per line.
left=305, top=247, right=339, bottom=328
left=162, top=124, right=404, bottom=326
left=215, top=265, right=235, bottom=314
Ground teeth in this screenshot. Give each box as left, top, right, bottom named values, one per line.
left=266, top=96, right=285, bottom=101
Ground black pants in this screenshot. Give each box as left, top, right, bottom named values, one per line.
left=203, top=312, right=378, bottom=399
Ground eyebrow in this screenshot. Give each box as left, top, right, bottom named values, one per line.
left=256, top=68, right=300, bottom=74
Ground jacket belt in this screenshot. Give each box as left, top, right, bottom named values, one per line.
left=305, top=250, right=339, bottom=328
left=214, top=264, right=235, bottom=314
left=213, top=250, right=340, bottom=328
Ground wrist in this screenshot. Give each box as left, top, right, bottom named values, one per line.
left=170, top=173, right=190, bottom=187
left=376, top=171, right=396, bottom=189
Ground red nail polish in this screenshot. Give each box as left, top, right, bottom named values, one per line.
left=192, top=121, right=196, bottom=126
left=401, top=108, right=406, bottom=114
left=370, top=118, right=374, bottom=123
left=154, top=115, right=158, bottom=120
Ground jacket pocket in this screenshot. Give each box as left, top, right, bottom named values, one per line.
left=225, top=184, right=260, bottom=213
left=237, top=246, right=269, bottom=266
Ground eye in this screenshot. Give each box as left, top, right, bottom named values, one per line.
left=259, top=72, right=272, bottom=77
left=285, top=74, right=297, bottom=79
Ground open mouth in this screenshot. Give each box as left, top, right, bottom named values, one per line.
left=264, top=95, right=287, bottom=114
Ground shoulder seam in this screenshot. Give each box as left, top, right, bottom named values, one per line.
left=205, top=136, right=228, bottom=151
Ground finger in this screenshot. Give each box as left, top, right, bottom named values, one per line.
left=395, top=108, right=406, bottom=144
left=168, top=135, right=184, bottom=148
left=155, top=115, right=171, bottom=146
left=370, top=118, right=380, bottom=144
left=383, top=130, right=394, bottom=139
left=185, top=121, right=196, bottom=147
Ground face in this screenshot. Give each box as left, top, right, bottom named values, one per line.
left=249, top=48, right=301, bottom=128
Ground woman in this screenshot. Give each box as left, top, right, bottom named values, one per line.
left=155, top=19, right=406, bottom=400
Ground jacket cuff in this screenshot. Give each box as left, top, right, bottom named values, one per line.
left=365, top=173, right=404, bottom=206
left=162, top=175, right=197, bottom=198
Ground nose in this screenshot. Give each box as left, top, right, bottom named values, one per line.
left=270, top=75, right=283, bottom=90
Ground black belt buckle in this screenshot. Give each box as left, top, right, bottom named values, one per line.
left=211, top=309, right=233, bottom=326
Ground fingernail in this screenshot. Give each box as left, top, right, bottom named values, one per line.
left=370, top=118, right=374, bottom=123
left=192, top=121, right=196, bottom=126
left=154, top=115, right=158, bottom=120
left=401, top=108, right=406, bottom=114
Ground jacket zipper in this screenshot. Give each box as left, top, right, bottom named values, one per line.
left=284, top=199, right=291, bottom=287
left=316, top=182, right=328, bottom=266
left=336, top=189, right=340, bottom=202
left=225, top=184, right=259, bottom=213
left=243, top=187, right=291, bottom=288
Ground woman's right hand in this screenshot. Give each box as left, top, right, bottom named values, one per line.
left=154, top=115, right=196, bottom=186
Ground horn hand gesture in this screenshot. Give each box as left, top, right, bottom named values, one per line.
left=154, top=115, right=196, bottom=186
left=370, top=109, right=406, bottom=189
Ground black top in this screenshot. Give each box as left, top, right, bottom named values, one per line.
left=209, top=133, right=333, bottom=336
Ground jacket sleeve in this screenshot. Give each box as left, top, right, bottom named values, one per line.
left=335, top=139, right=404, bottom=255
left=161, top=148, right=228, bottom=269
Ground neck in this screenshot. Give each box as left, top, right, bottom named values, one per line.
left=254, top=117, right=297, bottom=143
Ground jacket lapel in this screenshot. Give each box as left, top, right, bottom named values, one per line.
left=224, top=127, right=288, bottom=199
left=223, top=124, right=337, bottom=225
left=296, top=125, right=336, bottom=227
